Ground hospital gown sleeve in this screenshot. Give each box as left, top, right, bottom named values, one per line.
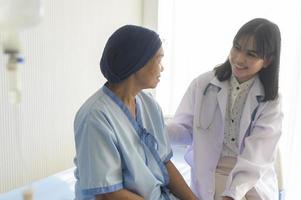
left=75, top=110, right=123, bottom=196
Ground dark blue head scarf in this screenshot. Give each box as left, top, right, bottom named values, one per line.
left=100, top=25, right=162, bottom=83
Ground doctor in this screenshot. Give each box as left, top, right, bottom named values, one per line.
left=167, top=18, right=283, bottom=200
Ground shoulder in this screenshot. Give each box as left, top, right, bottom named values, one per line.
left=265, top=93, right=282, bottom=109
left=74, top=89, right=112, bottom=126
left=187, top=70, right=216, bottom=92
left=192, top=70, right=215, bottom=85
left=74, top=89, right=120, bottom=142
left=258, top=93, right=283, bottom=118
left=195, top=70, right=215, bottom=80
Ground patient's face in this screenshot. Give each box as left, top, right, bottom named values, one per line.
left=134, top=47, right=164, bottom=89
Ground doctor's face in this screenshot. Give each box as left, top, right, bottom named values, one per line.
left=134, top=47, right=164, bottom=89
left=229, top=36, right=270, bottom=83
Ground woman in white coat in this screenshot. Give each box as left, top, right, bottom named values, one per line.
left=167, top=18, right=283, bottom=200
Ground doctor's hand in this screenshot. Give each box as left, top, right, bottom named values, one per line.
left=222, top=197, right=234, bottom=200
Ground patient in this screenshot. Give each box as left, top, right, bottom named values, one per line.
left=73, top=25, right=198, bottom=200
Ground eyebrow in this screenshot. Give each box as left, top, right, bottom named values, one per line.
left=247, top=49, right=258, bottom=54
left=234, top=41, right=240, bottom=47
left=234, top=41, right=258, bottom=54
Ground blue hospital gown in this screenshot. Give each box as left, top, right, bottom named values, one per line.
left=73, top=85, right=178, bottom=200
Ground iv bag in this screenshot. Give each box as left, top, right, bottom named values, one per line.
left=0, top=0, right=43, bottom=31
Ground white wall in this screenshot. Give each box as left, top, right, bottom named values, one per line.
left=0, top=0, right=146, bottom=193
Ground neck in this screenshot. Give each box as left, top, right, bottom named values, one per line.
left=107, top=79, right=141, bottom=118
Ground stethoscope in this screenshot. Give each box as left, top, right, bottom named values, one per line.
left=203, top=83, right=221, bottom=96
left=201, top=82, right=264, bottom=152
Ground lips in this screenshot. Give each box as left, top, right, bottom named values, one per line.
left=234, top=64, right=247, bottom=70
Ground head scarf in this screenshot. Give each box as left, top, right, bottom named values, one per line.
left=100, top=25, right=162, bottom=83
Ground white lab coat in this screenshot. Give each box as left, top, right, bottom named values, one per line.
left=167, top=71, right=283, bottom=200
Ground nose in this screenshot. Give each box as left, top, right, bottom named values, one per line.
left=160, top=63, right=164, bottom=72
left=235, top=52, right=246, bottom=66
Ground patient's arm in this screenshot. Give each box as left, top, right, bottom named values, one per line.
left=95, top=189, right=144, bottom=200
left=166, top=160, right=199, bottom=200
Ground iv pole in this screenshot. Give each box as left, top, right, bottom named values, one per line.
left=0, top=0, right=43, bottom=104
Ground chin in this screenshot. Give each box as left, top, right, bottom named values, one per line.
left=143, top=80, right=159, bottom=89
left=149, top=85, right=157, bottom=89
left=150, top=82, right=159, bottom=89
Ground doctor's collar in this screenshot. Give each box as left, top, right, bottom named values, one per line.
left=203, top=76, right=225, bottom=95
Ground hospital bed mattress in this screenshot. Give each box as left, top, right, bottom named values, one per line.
left=0, top=146, right=190, bottom=200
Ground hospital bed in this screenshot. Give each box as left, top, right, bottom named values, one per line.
left=0, top=146, right=189, bottom=200
left=0, top=146, right=284, bottom=200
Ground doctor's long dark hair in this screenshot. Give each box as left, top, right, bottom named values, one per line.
left=214, top=18, right=281, bottom=102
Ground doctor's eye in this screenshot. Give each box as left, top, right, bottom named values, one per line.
left=247, top=51, right=259, bottom=58
left=233, top=43, right=241, bottom=51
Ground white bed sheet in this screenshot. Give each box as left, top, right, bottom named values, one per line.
left=0, top=146, right=190, bottom=200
